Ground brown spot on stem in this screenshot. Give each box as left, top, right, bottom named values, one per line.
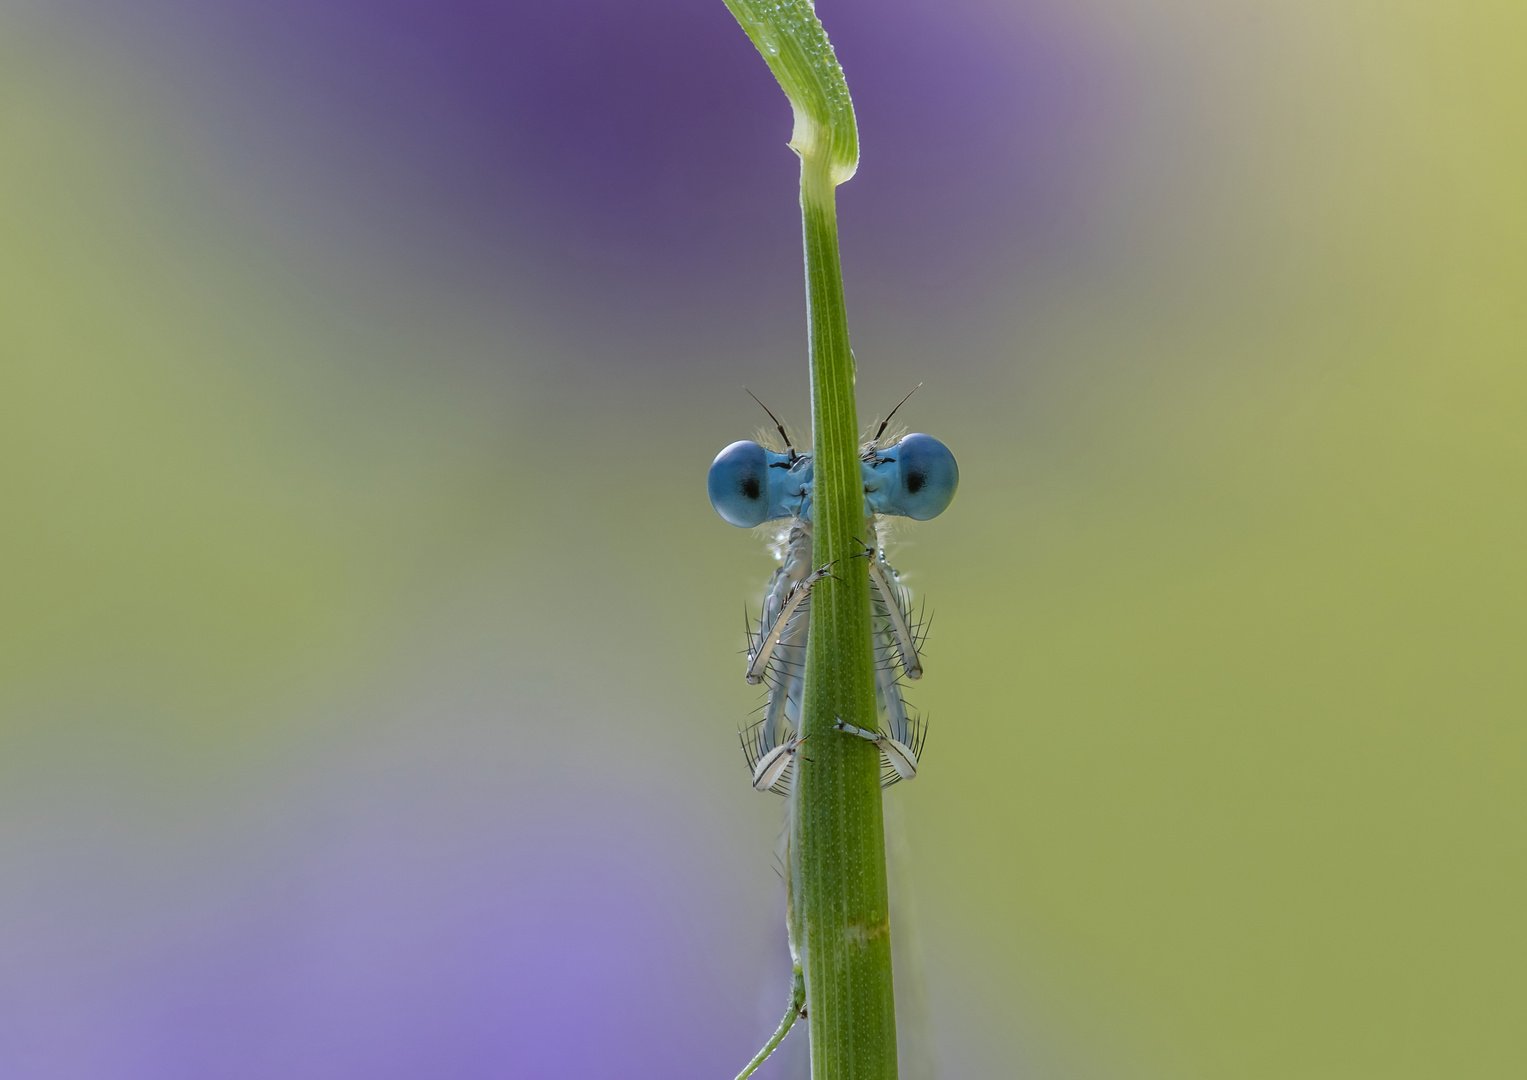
left=843, top=919, right=890, bottom=948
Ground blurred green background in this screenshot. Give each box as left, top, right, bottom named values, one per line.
left=2, top=0, right=1523, bottom=1076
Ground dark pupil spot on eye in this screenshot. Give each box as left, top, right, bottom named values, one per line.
left=741, top=476, right=762, bottom=500
left=905, top=469, right=925, bottom=494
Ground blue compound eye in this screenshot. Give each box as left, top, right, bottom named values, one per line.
left=893, top=434, right=958, bottom=519
left=708, top=441, right=772, bottom=527
left=866, top=433, right=958, bottom=520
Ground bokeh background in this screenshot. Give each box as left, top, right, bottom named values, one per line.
left=3, top=0, right=1523, bottom=1076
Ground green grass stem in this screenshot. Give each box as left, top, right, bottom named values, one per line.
left=719, top=4, right=897, bottom=1077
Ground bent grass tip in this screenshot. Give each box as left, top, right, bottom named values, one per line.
left=719, top=0, right=859, bottom=185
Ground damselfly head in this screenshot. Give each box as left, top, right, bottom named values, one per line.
left=864, top=433, right=959, bottom=521
left=708, top=440, right=772, bottom=527
left=707, top=441, right=814, bottom=528
left=709, top=433, right=957, bottom=525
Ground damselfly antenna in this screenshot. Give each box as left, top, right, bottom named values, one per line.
left=869, top=383, right=922, bottom=448
left=745, top=387, right=799, bottom=464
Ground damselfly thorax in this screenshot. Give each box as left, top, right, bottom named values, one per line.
left=710, top=391, right=957, bottom=796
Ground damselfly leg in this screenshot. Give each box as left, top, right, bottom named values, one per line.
left=833, top=717, right=925, bottom=784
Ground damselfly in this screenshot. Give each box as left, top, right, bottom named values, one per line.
left=707, top=392, right=958, bottom=795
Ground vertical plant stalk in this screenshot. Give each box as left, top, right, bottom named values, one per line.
left=719, top=4, right=897, bottom=1077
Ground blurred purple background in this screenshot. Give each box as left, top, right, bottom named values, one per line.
left=5, top=0, right=1523, bottom=1076
left=79, top=0, right=1116, bottom=343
